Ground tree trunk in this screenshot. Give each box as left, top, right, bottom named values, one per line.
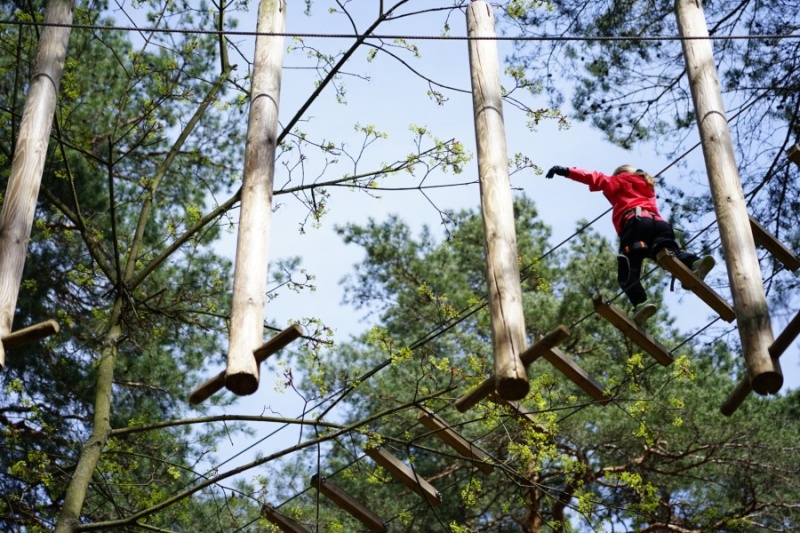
left=55, top=301, right=123, bottom=532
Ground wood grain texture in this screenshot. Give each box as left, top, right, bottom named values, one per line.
left=226, top=0, right=286, bottom=395
left=467, top=1, right=528, bottom=400
left=676, top=0, right=781, bottom=394
left=0, top=0, right=74, bottom=368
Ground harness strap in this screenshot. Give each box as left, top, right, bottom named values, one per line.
left=623, top=241, right=648, bottom=255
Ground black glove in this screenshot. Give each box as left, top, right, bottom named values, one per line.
left=545, top=165, right=569, bottom=179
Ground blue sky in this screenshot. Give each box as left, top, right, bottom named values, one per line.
left=185, top=0, right=798, bottom=467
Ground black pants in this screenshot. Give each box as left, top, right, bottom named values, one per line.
left=617, top=216, right=699, bottom=306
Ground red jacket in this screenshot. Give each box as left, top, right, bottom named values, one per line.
left=565, top=167, right=662, bottom=234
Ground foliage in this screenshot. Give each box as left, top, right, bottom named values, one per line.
left=263, top=197, right=800, bottom=532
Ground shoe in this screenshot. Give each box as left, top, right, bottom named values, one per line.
left=692, top=255, right=715, bottom=281
left=632, top=301, right=657, bottom=326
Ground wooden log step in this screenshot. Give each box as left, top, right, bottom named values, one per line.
left=721, top=308, right=800, bottom=416
left=364, top=446, right=442, bottom=506
left=749, top=216, right=800, bottom=272
left=541, top=347, right=611, bottom=405
left=1, top=319, right=59, bottom=351
left=593, top=295, right=674, bottom=366
left=655, top=250, right=735, bottom=322
left=311, top=474, right=387, bottom=532
left=261, top=504, right=309, bottom=533
left=417, top=408, right=493, bottom=474
left=189, top=324, right=303, bottom=404
left=454, top=325, right=570, bottom=412
left=1, top=319, right=60, bottom=370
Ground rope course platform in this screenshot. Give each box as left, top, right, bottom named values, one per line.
left=417, top=408, right=494, bottom=474
left=655, top=250, right=735, bottom=322
left=593, top=295, right=673, bottom=366
left=261, top=504, right=309, bottom=533
left=311, top=473, right=388, bottom=532
left=189, top=324, right=303, bottom=404
left=0, top=319, right=60, bottom=369
left=455, top=325, right=609, bottom=412
left=365, top=446, right=443, bottom=507
left=1, top=319, right=59, bottom=351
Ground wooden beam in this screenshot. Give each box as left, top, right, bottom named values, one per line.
left=719, top=310, right=799, bottom=416
left=541, top=347, right=610, bottom=405
left=311, top=474, right=387, bottom=532
left=226, top=0, right=286, bottom=395
left=676, top=0, right=781, bottom=395
left=770, top=309, right=800, bottom=360
left=655, top=250, right=736, bottom=322
left=364, top=447, right=442, bottom=506
left=454, top=325, right=570, bottom=412
left=190, top=324, right=302, bottom=404
left=0, top=0, right=74, bottom=369
left=788, top=144, right=800, bottom=167
left=261, top=504, right=309, bottom=533
left=593, top=295, right=673, bottom=366
left=1, top=319, right=59, bottom=353
left=417, top=409, right=494, bottom=474
left=467, top=1, right=529, bottom=401
left=720, top=374, right=753, bottom=417
left=748, top=216, right=800, bottom=272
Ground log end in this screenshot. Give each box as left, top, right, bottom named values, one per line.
left=225, top=371, right=259, bottom=396
left=751, top=371, right=783, bottom=396
left=495, top=375, right=529, bottom=401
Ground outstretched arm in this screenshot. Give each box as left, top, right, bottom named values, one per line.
left=545, top=165, right=569, bottom=179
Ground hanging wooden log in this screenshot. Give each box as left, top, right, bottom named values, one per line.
left=311, top=474, right=387, bottom=532
left=364, top=447, right=442, bottom=506
left=417, top=408, right=494, bottom=474
left=261, top=504, right=309, bottom=533
left=226, top=0, right=286, bottom=395
left=541, top=347, right=610, bottom=404
left=748, top=216, right=800, bottom=272
left=593, top=295, right=673, bottom=366
left=467, top=0, right=529, bottom=401
left=655, top=250, right=735, bottom=322
left=190, top=324, right=302, bottom=404
left=0, top=0, right=74, bottom=369
left=455, top=325, right=569, bottom=412
left=720, top=309, right=800, bottom=416
left=676, top=0, right=782, bottom=395
left=1, top=319, right=59, bottom=354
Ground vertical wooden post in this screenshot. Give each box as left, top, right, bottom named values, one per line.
left=225, top=0, right=285, bottom=395
left=467, top=0, right=529, bottom=401
left=0, top=0, right=74, bottom=369
left=675, top=0, right=781, bottom=394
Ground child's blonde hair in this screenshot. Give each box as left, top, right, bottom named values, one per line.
left=614, top=164, right=656, bottom=189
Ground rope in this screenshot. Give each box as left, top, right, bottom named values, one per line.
left=2, top=19, right=799, bottom=42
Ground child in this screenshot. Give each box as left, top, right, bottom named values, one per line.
left=545, top=164, right=715, bottom=325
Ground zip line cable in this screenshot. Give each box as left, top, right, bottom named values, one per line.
left=2, top=18, right=799, bottom=42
